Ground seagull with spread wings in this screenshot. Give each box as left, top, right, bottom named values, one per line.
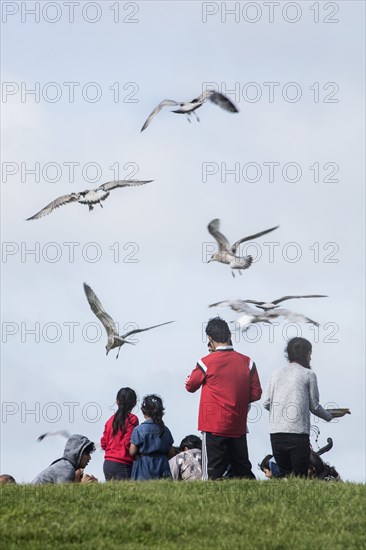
left=83, top=283, right=174, bottom=358
left=263, top=308, right=320, bottom=327
left=27, top=179, right=153, bottom=220
left=141, top=90, right=238, bottom=131
left=209, top=300, right=321, bottom=329
left=207, top=219, right=279, bottom=276
left=37, top=431, right=102, bottom=450
left=210, top=295, right=327, bottom=312
left=37, top=431, right=72, bottom=442
left=241, top=295, right=328, bottom=311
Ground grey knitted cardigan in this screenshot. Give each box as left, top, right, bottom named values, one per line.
left=263, top=363, right=333, bottom=434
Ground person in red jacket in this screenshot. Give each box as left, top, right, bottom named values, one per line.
left=101, top=387, right=139, bottom=480
left=185, top=317, right=262, bottom=480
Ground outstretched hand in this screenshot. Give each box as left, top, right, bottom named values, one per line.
left=328, top=408, right=351, bottom=418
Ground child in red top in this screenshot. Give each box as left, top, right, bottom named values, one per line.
left=101, top=387, right=139, bottom=480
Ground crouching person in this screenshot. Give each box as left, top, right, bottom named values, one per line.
left=169, top=435, right=202, bottom=481
left=259, top=454, right=281, bottom=479
left=0, top=474, right=16, bottom=484
left=32, top=434, right=97, bottom=484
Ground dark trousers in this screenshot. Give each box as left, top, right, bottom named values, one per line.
left=270, top=433, right=310, bottom=477
left=103, top=460, right=132, bottom=481
left=202, top=432, right=256, bottom=480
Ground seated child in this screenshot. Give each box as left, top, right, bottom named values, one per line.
left=259, top=454, right=281, bottom=478
left=0, top=474, right=16, bottom=484
left=32, top=434, right=97, bottom=484
left=169, top=435, right=202, bottom=481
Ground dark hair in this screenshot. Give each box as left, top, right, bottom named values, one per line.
left=309, top=451, right=340, bottom=480
left=84, top=442, right=96, bottom=455
left=112, top=387, right=137, bottom=436
left=319, top=464, right=340, bottom=481
left=0, top=474, right=16, bottom=484
left=141, top=394, right=165, bottom=437
left=259, top=454, right=273, bottom=472
left=170, top=446, right=181, bottom=457
left=180, top=435, right=202, bottom=451
left=285, top=337, right=312, bottom=369
left=206, top=317, right=231, bottom=344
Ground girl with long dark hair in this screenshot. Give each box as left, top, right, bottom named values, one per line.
left=101, top=387, right=138, bottom=480
left=129, top=394, right=174, bottom=480
left=263, top=338, right=334, bottom=477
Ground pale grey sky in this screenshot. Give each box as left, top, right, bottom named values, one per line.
left=1, top=1, right=365, bottom=483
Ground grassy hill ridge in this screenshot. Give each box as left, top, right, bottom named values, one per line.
left=1, top=480, right=365, bottom=549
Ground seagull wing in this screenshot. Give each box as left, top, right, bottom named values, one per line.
left=141, top=99, right=180, bottom=132
left=207, top=219, right=230, bottom=252
left=209, top=299, right=255, bottom=313
left=83, top=283, right=117, bottom=337
left=122, top=320, right=175, bottom=339
left=26, top=193, right=81, bottom=220
left=271, top=295, right=328, bottom=305
left=231, top=225, right=279, bottom=254
left=192, top=90, right=211, bottom=103
left=98, top=180, right=153, bottom=192
left=241, top=299, right=264, bottom=306
left=37, top=430, right=71, bottom=442
left=207, top=91, right=239, bottom=113
left=266, top=308, right=320, bottom=327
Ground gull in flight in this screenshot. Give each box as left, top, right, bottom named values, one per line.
left=240, top=294, right=328, bottom=311
left=37, top=431, right=102, bottom=449
left=27, top=179, right=153, bottom=220
left=37, top=430, right=71, bottom=442
left=83, top=283, right=175, bottom=359
left=209, top=300, right=321, bottom=329
left=141, top=90, right=238, bottom=131
left=210, top=295, right=327, bottom=312
left=237, top=308, right=320, bottom=329
left=207, top=219, right=279, bottom=276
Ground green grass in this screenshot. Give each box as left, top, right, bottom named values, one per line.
left=1, top=480, right=365, bottom=549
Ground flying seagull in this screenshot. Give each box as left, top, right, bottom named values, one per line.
left=234, top=306, right=320, bottom=330
left=27, top=179, right=153, bottom=220
left=83, top=283, right=174, bottom=358
left=242, top=295, right=328, bottom=310
left=257, top=308, right=320, bottom=327
left=37, top=431, right=102, bottom=450
left=210, top=295, right=327, bottom=312
left=37, top=430, right=71, bottom=442
left=141, top=90, right=238, bottom=131
left=209, top=301, right=320, bottom=329
left=207, top=219, right=279, bottom=276
left=209, top=301, right=278, bottom=328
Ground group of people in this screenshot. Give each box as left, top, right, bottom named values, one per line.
left=185, top=316, right=342, bottom=480
left=29, top=392, right=203, bottom=484
left=7, top=316, right=345, bottom=485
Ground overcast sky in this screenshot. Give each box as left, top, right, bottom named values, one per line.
left=1, top=1, right=365, bottom=483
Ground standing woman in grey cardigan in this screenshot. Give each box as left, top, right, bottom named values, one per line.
left=263, top=337, right=334, bottom=477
